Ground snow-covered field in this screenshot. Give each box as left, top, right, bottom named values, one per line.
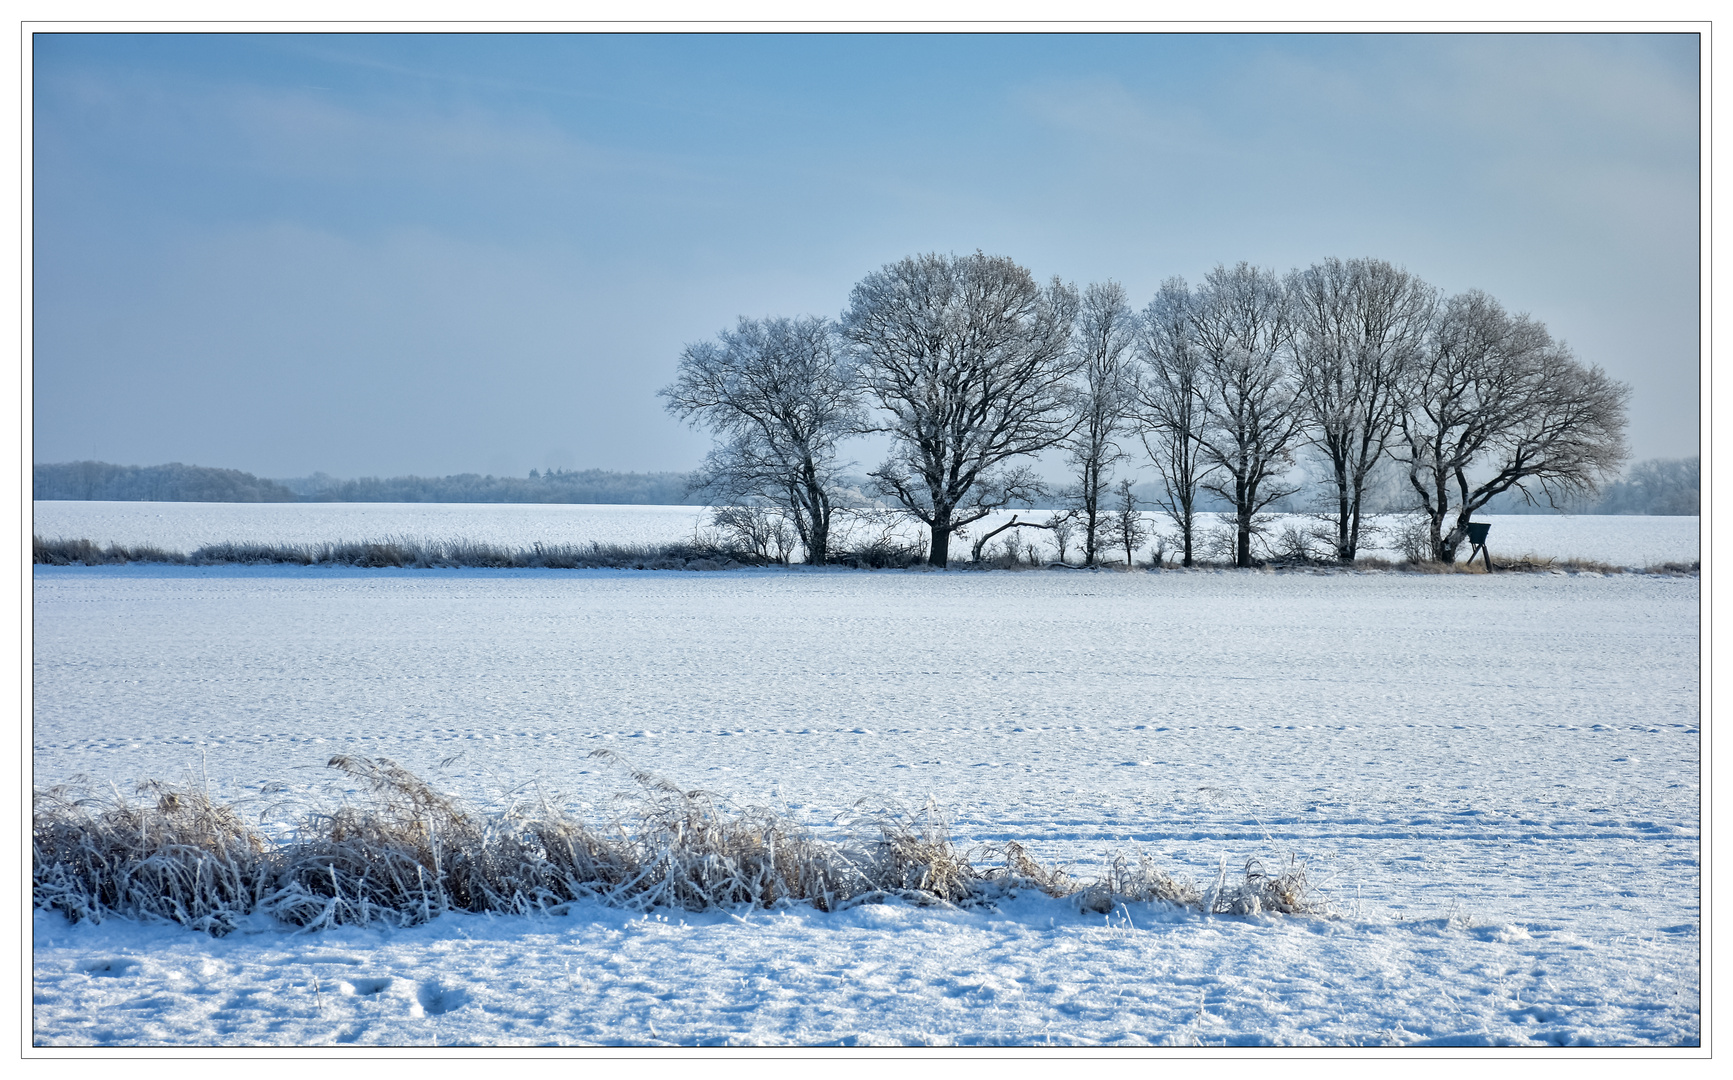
left=30, top=501, right=712, bottom=553
left=31, top=565, right=1699, bottom=1046
left=31, top=500, right=1702, bottom=568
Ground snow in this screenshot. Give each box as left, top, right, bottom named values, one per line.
left=31, top=565, right=1700, bottom=1046
left=31, top=895, right=1696, bottom=1047
left=30, top=500, right=713, bottom=553
left=31, top=500, right=1702, bottom=568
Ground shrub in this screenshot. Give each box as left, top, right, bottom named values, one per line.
left=830, top=537, right=927, bottom=569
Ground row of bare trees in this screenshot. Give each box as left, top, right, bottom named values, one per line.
left=662, top=252, right=1630, bottom=568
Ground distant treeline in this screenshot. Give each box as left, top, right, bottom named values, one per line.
left=32, top=461, right=298, bottom=502
left=34, top=456, right=1697, bottom=514
left=277, top=468, right=704, bottom=505
left=1478, top=456, right=1699, bottom=516
left=34, top=462, right=704, bottom=506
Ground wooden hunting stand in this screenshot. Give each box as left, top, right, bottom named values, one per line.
left=1465, top=521, right=1493, bottom=572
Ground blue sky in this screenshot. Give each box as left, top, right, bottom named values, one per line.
left=32, top=32, right=1700, bottom=479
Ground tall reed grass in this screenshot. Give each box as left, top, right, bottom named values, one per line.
left=34, top=753, right=1323, bottom=934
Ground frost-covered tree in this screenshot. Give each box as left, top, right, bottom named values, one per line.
left=1393, top=290, right=1630, bottom=562
left=1133, top=277, right=1214, bottom=567
left=1191, top=263, right=1307, bottom=568
left=660, top=315, right=862, bottom=565
left=1100, top=477, right=1149, bottom=565
left=841, top=252, right=1080, bottom=567
left=1062, top=281, right=1140, bottom=565
left=708, top=504, right=797, bottom=563
left=1048, top=510, right=1077, bottom=563
left=1288, top=257, right=1437, bottom=561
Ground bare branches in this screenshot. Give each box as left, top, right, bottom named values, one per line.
left=659, top=252, right=1630, bottom=573
left=842, top=252, right=1080, bottom=566
left=1288, top=257, right=1437, bottom=561
left=1062, top=281, right=1140, bottom=565
left=661, top=316, right=862, bottom=565
left=1133, top=277, right=1214, bottom=567
left=1100, top=477, right=1150, bottom=565
left=1393, top=290, right=1630, bottom=561
left=1189, top=263, right=1308, bottom=568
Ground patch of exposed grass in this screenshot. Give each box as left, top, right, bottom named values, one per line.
left=33, top=754, right=1329, bottom=934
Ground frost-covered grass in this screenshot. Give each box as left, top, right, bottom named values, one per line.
left=32, top=534, right=772, bottom=571
left=30, top=532, right=1699, bottom=576
left=35, top=752, right=1316, bottom=936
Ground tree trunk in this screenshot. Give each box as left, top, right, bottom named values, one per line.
left=1234, top=473, right=1253, bottom=568
left=1082, top=465, right=1101, bottom=567
left=1438, top=512, right=1470, bottom=564
left=928, top=515, right=954, bottom=568
left=1435, top=468, right=1476, bottom=563
left=1335, top=461, right=1352, bottom=561
left=808, top=518, right=829, bottom=566
left=1345, top=487, right=1363, bottom=563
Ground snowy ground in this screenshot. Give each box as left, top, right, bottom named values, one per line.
left=31, top=565, right=1700, bottom=1046
left=29, top=501, right=712, bottom=553
left=30, top=500, right=1702, bottom=568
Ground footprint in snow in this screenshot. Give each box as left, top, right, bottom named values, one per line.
left=339, top=977, right=392, bottom=997
left=292, top=953, right=364, bottom=967
left=84, top=959, right=139, bottom=977
left=416, top=982, right=468, bottom=1016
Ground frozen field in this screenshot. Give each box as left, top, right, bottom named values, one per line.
left=30, top=501, right=712, bottom=553
left=32, top=500, right=1701, bottom=568
left=30, top=565, right=1699, bottom=1046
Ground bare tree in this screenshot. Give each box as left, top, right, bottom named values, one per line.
left=1133, top=277, right=1214, bottom=566
left=1061, top=281, right=1140, bottom=565
left=1048, top=510, right=1077, bottom=564
left=708, top=504, right=796, bottom=563
left=660, top=315, right=862, bottom=565
left=1394, top=290, right=1630, bottom=562
left=1100, top=477, right=1149, bottom=565
left=840, top=252, right=1081, bottom=567
left=1288, top=257, right=1438, bottom=561
left=1191, top=263, right=1307, bottom=568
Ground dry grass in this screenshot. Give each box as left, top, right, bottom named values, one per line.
left=34, top=754, right=1330, bottom=933
left=32, top=535, right=772, bottom=571
left=32, top=776, right=271, bottom=936
left=33, top=537, right=184, bottom=566
left=36, top=533, right=1696, bottom=576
